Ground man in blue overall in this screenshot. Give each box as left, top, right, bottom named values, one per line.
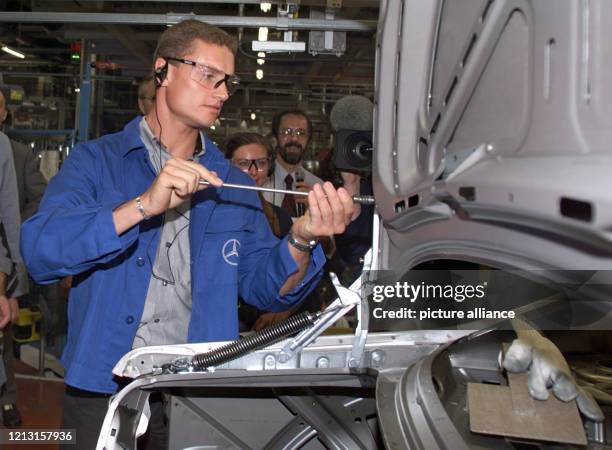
left=21, top=20, right=355, bottom=449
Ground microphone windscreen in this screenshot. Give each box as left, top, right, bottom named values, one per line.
left=330, top=95, right=374, bottom=132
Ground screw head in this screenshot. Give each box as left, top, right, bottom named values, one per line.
left=316, top=357, right=330, bottom=368
left=264, top=354, right=276, bottom=368
left=371, top=350, right=385, bottom=367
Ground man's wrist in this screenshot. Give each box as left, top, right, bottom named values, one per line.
left=288, top=232, right=318, bottom=252
left=135, top=195, right=152, bottom=220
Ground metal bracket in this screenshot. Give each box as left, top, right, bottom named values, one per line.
left=348, top=211, right=379, bottom=367
left=279, top=2, right=300, bottom=38
left=278, top=212, right=381, bottom=367
left=278, top=270, right=362, bottom=363
left=347, top=281, right=369, bottom=368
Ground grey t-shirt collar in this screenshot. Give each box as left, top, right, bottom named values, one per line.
left=139, top=117, right=206, bottom=174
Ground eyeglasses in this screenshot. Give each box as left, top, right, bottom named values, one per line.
left=279, top=127, right=308, bottom=137
left=164, top=56, right=240, bottom=96
left=139, top=96, right=155, bottom=102
left=234, top=157, right=270, bottom=172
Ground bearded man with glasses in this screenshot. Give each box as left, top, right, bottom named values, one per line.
left=21, top=20, right=355, bottom=449
left=263, top=109, right=324, bottom=218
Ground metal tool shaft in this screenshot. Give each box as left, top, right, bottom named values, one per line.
left=199, top=180, right=375, bottom=205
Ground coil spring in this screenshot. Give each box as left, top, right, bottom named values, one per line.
left=191, top=311, right=319, bottom=371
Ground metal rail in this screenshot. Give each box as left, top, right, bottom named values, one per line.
left=0, top=12, right=377, bottom=31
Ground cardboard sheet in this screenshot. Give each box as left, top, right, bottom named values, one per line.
left=468, top=371, right=587, bottom=446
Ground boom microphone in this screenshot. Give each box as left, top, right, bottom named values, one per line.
left=330, top=95, right=374, bottom=132
left=330, top=95, right=374, bottom=171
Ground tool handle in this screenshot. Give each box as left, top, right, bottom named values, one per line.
left=352, top=195, right=376, bottom=205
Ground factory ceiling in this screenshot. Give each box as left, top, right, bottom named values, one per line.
left=0, top=0, right=379, bottom=144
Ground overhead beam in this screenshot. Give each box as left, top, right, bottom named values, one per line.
left=72, top=0, right=380, bottom=5
left=0, top=12, right=376, bottom=32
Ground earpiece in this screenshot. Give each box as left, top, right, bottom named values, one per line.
left=154, top=62, right=168, bottom=86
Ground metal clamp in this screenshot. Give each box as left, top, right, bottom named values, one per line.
left=278, top=271, right=362, bottom=363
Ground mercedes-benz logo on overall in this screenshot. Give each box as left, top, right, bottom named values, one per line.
left=222, top=239, right=241, bottom=266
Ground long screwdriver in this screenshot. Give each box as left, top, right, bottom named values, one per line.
left=198, top=180, right=376, bottom=205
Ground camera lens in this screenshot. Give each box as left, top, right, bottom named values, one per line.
left=346, top=134, right=373, bottom=169
left=333, top=129, right=374, bottom=172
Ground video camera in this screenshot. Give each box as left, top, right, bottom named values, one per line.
left=332, top=129, right=373, bottom=172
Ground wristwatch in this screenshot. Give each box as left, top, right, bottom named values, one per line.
left=288, top=233, right=318, bottom=252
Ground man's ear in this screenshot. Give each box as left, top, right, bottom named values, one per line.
left=154, top=57, right=168, bottom=87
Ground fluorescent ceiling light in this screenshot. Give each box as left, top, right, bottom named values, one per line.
left=256, top=69, right=264, bottom=80
left=252, top=41, right=306, bottom=53
left=1, top=45, right=25, bottom=59
left=258, top=27, right=268, bottom=42
left=257, top=58, right=265, bottom=65
left=257, top=52, right=266, bottom=58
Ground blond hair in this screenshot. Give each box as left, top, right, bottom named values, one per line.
left=153, top=19, right=237, bottom=70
